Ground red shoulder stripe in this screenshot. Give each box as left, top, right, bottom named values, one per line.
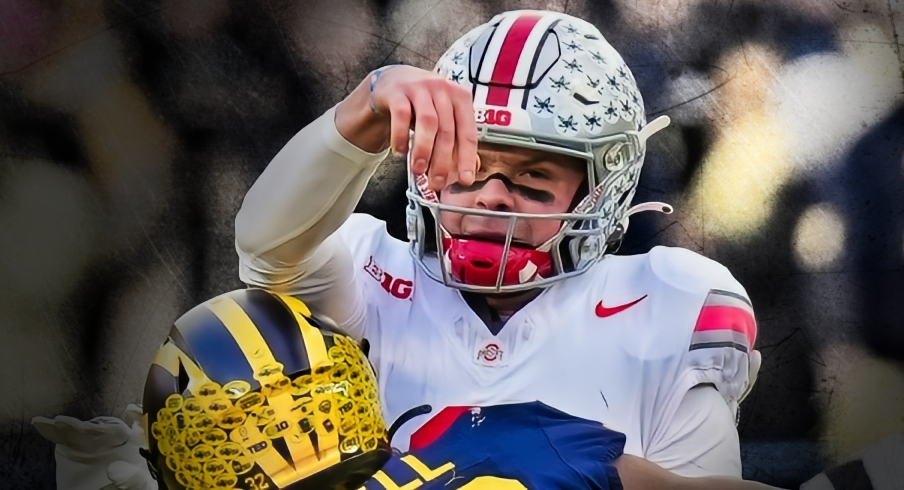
left=694, top=305, right=757, bottom=348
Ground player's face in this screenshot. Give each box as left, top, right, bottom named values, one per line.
left=438, top=143, right=585, bottom=247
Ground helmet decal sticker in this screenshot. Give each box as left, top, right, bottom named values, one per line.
left=548, top=75, right=571, bottom=94
left=589, top=50, right=608, bottom=67
left=530, top=94, right=556, bottom=118
left=554, top=111, right=581, bottom=136
left=582, top=110, right=605, bottom=136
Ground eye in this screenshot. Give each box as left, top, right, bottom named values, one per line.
left=523, top=169, right=549, bottom=180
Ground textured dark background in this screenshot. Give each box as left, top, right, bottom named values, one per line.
left=1, top=0, right=902, bottom=487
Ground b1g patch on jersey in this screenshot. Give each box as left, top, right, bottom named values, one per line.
left=364, top=256, right=413, bottom=300
left=689, top=289, right=756, bottom=353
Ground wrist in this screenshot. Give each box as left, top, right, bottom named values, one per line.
left=335, top=70, right=393, bottom=153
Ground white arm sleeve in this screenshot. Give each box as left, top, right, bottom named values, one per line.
left=645, top=385, right=743, bottom=478
left=235, top=105, right=389, bottom=338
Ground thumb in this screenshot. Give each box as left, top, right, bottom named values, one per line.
left=127, top=422, right=148, bottom=450
left=32, top=416, right=63, bottom=444
left=107, top=460, right=155, bottom=490
left=121, top=404, right=143, bottom=428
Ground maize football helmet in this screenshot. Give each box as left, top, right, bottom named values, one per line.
left=142, top=289, right=390, bottom=489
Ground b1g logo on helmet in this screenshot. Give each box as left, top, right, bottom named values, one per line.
left=475, top=108, right=511, bottom=126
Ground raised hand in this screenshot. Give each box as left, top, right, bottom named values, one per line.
left=337, top=65, right=479, bottom=191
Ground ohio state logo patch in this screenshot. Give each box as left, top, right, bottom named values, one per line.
left=474, top=342, right=507, bottom=367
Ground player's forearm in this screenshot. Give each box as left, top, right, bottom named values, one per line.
left=235, top=104, right=388, bottom=264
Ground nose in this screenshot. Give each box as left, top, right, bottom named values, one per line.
left=474, top=177, right=515, bottom=211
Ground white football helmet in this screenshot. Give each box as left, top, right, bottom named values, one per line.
left=406, top=10, right=672, bottom=293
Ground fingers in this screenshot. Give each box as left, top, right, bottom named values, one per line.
left=64, top=416, right=131, bottom=449
left=33, top=414, right=131, bottom=451
left=372, top=67, right=477, bottom=189
left=387, top=91, right=412, bottom=156
left=409, top=88, right=439, bottom=184
left=49, top=416, right=89, bottom=447
left=121, top=404, right=143, bottom=427
left=31, top=416, right=61, bottom=444
left=430, top=90, right=456, bottom=189
left=409, top=82, right=477, bottom=190
left=451, top=86, right=479, bottom=186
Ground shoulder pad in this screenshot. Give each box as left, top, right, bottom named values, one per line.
left=342, top=213, right=388, bottom=235
left=621, top=247, right=759, bottom=407
left=338, top=213, right=391, bottom=254
left=648, top=246, right=749, bottom=298
left=648, top=247, right=755, bottom=345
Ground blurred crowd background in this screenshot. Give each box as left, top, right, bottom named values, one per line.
left=1, top=0, right=902, bottom=487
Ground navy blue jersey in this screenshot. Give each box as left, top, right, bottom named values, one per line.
left=362, top=401, right=624, bottom=489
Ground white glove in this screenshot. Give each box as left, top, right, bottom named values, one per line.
left=32, top=404, right=156, bottom=490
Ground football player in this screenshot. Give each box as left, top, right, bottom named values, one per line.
left=35, top=288, right=778, bottom=488
left=76, top=288, right=772, bottom=489
left=236, top=9, right=762, bottom=478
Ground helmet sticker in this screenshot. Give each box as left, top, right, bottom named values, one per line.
left=554, top=110, right=581, bottom=136
left=582, top=110, right=606, bottom=136
left=530, top=92, right=556, bottom=118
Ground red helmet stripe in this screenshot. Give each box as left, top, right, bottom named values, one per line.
left=486, top=14, right=543, bottom=106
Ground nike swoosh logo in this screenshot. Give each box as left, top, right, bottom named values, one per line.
left=595, top=295, right=648, bottom=318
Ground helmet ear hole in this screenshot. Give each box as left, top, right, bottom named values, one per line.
left=604, top=143, right=626, bottom=171
left=605, top=223, right=626, bottom=254
left=559, top=236, right=577, bottom=272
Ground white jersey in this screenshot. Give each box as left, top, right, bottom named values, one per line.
left=334, top=214, right=756, bottom=456
left=236, top=106, right=758, bottom=477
